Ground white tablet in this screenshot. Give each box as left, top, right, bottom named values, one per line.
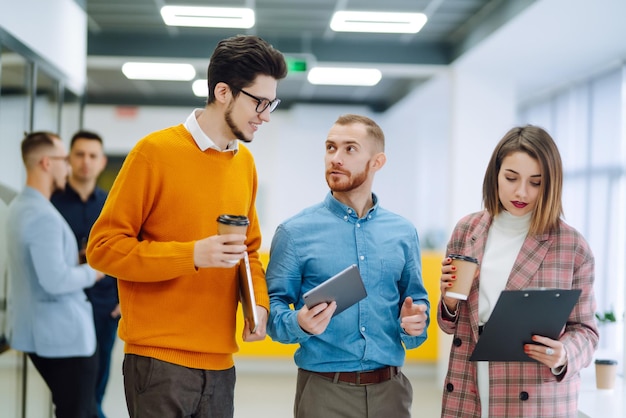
left=303, top=264, right=367, bottom=317
left=238, top=252, right=259, bottom=333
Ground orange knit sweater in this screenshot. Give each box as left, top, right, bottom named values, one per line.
left=86, top=124, right=269, bottom=370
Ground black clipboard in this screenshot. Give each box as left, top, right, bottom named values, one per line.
left=469, top=289, right=581, bottom=362
left=238, top=253, right=259, bottom=333
left=303, top=264, right=367, bottom=317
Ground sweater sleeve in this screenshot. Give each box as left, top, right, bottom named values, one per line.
left=86, top=146, right=197, bottom=282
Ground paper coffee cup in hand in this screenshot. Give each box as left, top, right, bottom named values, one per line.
left=216, top=214, right=249, bottom=244
left=217, top=214, right=249, bottom=265
left=446, top=254, right=479, bottom=300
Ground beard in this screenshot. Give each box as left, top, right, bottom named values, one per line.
left=325, top=162, right=370, bottom=192
left=224, top=103, right=251, bottom=143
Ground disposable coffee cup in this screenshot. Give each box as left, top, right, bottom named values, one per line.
left=595, top=359, right=618, bottom=390
left=216, top=214, right=249, bottom=245
left=446, top=254, right=479, bottom=300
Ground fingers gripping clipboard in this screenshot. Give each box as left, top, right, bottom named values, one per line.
left=469, top=289, right=581, bottom=362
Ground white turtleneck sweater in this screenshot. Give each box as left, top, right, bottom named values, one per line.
left=477, top=210, right=531, bottom=417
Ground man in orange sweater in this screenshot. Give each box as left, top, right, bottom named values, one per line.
left=86, top=35, right=287, bottom=418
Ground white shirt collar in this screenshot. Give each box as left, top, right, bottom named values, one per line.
left=184, top=108, right=239, bottom=154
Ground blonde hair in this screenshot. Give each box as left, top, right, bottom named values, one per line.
left=334, top=114, right=385, bottom=152
left=482, top=125, right=563, bottom=235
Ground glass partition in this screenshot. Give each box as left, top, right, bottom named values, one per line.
left=60, top=88, right=83, bottom=142
left=0, top=40, right=82, bottom=418
left=32, top=65, right=61, bottom=133
left=519, top=65, right=626, bottom=375
left=0, top=46, right=31, bottom=193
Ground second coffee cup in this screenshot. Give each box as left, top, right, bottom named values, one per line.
left=595, top=359, right=618, bottom=390
left=446, top=254, right=479, bottom=300
left=216, top=214, right=249, bottom=244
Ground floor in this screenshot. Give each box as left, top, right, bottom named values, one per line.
left=0, top=338, right=443, bottom=417
left=102, top=341, right=444, bottom=418
left=3, top=339, right=618, bottom=417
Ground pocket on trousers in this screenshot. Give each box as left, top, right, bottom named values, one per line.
left=125, top=354, right=155, bottom=394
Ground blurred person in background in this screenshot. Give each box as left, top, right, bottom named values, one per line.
left=52, top=130, right=118, bottom=418
left=7, top=131, right=103, bottom=418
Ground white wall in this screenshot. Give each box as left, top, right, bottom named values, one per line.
left=0, top=97, right=28, bottom=192
left=0, top=0, right=87, bottom=93
left=84, top=105, right=192, bottom=154
left=380, top=71, right=452, bottom=250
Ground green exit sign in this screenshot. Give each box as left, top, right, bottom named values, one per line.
left=286, top=57, right=308, bottom=73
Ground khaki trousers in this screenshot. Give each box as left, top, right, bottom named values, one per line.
left=294, top=368, right=413, bottom=418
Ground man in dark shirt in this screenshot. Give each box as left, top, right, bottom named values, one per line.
left=51, top=130, right=119, bottom=418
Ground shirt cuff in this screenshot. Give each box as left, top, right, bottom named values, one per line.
left=551, top=347, right=568, bottom=375
left=441, top=300, right=458, bottom=319
left=551, top=363, right=567, bottom=375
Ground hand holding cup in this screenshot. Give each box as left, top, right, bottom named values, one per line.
left=216, top=214, right=249, bottom=266
left=444, top=254, right=479, bottom=300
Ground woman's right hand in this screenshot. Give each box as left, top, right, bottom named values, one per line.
left=440, top=257, right=460, bottom=314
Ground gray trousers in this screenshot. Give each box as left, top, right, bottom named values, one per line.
left=294, top=368, right=413, bottom=418
left=123, top=354, right=236, bottom=418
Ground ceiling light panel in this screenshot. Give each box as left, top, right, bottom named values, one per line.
left=330, top=11, right=427, bottom=34
left=192, top=79, right=208, bottom=97
left=122, top=62, right=196, bottom=81
left=161, top=6, right=255, bottom=28
left=307, top=67, right=382, bottom=86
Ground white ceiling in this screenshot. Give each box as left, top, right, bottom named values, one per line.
left=83, top=0, right=534, bottom=111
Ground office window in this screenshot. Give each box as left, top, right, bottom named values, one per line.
left=519, top=66, right=625, bottom=372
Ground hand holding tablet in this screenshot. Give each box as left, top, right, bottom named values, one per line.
left=303, top=264, right=367, bottom=317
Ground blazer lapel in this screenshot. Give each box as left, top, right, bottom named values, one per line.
left=467, top=212, right=492, bottom=342
left=506, top=231, right=553, bottom=290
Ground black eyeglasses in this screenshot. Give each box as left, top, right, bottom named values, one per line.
left=232, top=87, right=281, bottom=113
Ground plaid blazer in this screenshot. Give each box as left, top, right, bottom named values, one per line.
left=438, top=211, right=598, bottom=418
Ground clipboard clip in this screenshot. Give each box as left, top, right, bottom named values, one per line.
left=522, top=288, right=563, bottom=298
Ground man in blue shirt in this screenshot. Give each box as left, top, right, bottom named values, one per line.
left=266, top=114, right=430, bottom=418
left=51, top=130, right=119, bottom=418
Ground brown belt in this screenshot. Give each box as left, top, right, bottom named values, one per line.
left=305, top=366, right=400, bottom=386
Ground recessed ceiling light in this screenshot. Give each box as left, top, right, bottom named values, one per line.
left=122, top=62, right=196, bottom=81
left=307, top=67, right=382, bottom=86
left=192, top=79, right=208, bottom=97
left=330, top=11, right=427, bottom=34
left=161, top=6, right=255, bottom=28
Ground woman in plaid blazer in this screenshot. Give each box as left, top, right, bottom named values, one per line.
left=438, top=125, right=598, bottom=417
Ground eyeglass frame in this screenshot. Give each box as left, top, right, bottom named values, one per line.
left=47, top=155, right=70, bottom=163
left=231, top=86, right=281, bottom=113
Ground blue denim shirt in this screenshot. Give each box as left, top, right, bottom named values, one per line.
left=267, top=192, right=430, bottom=372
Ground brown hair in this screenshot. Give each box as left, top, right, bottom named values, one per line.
left=482, top=125, right=563, bottom=235
left=207, top=35, right=287, bottom=103
left=21, top=131, right=60, bottom=167
left=334, top=114, right=385, bottom=152
left=71, top=130, right=103, bottom=149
